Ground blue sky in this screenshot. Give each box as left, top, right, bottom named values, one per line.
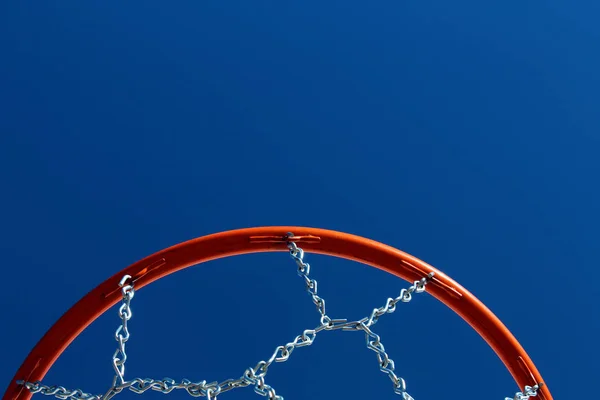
left=1, top=2, right=598, bottom=400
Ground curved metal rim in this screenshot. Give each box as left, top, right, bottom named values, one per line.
left=3, top=227, right=551, bottom=400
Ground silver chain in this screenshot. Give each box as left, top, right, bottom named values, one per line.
left=16, top=382, right=99, bottom=400
left=113, top=275, right=135, bottom=386
left=288, top=240, right=332, bottom=326
left=103, top=275, right=136, bottom=400
left=287, top=237, right=431, bottom=400
left=18, top=235, right=540, bottom=400
left=506, top=384, right=542, bottom=400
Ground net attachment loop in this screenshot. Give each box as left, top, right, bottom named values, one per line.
left=248, top=233, right=321, bottom=244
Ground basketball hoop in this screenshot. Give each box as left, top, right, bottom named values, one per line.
left=3, top=227, right=551, bottom=400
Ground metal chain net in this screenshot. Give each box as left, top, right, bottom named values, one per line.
left=18, top=233, right=543, bottom=400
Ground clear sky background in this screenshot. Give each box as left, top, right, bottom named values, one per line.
left=1, top=2, right=598, bottom=400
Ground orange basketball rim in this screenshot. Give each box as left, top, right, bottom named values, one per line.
left=3, top=227, right=552, bottom=400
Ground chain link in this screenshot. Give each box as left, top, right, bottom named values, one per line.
left=287, top=238, right=332, bottom=326
left=16, top=381, right=100, bottom=400
left=506, top=384, right=542, bottom=400
left=17, top=234, right=538, bottom=400
left=112, top=275, right=135, bottom=388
